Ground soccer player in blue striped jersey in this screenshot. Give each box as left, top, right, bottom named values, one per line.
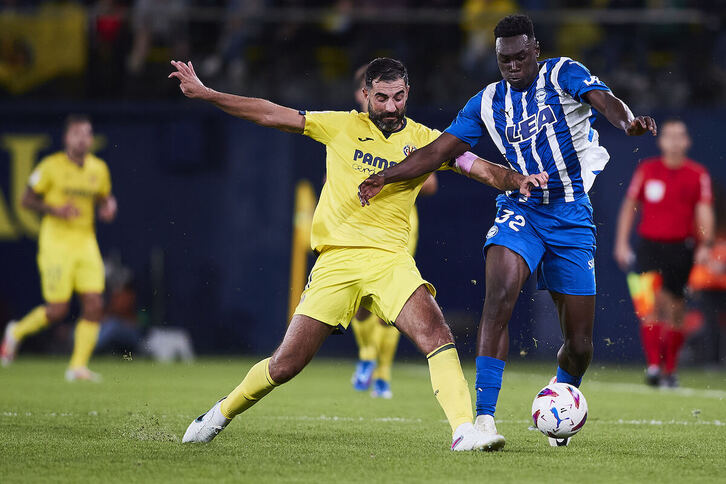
left=359, top=14, right=656, bottom=448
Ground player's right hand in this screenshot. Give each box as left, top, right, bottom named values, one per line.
left=614, top=242, right=635, bottom=271
left=519, top=172, right=548, bottom=197
left=358, top=174, right=385, bottom=206
left=169, top=60, right=209, bottom=99
left=625, top=116, right=657, bottom=136
left=52, top=203, right=80, bottom=220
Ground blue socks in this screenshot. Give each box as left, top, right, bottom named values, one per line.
left=556, top=366, right=582, bottom=387
left=474, top=359, right=582, bottom=416
left=475, top=356, right=506, bottom=416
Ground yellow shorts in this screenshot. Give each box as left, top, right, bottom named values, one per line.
left=294, top=246, right=435, bottom=328
left=37, top=237, right=105, bottom=303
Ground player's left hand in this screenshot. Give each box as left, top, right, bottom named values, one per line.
left=358, top=174, right=385, bottom=206
left=168, top=60, right=209, bottom=100
left=519, top=172, right=548, bottom=197
left=626, top=116, right=657, bottom=136
left=97, top=196, right=117, bottom=222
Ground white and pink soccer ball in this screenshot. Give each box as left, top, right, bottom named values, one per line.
left=531, top=383, right=588, bottom=439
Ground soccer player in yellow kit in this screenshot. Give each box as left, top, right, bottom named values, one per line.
left=349, top=65, right=439, bottom=398
left=1, top=115, right=117, bottom=381
left=171, top=57, right=543, bottom=450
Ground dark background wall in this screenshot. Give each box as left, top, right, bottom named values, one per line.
left=1, top=102, right=723, bottom=361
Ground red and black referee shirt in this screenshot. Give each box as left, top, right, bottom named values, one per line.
left=626, top=157, right=712, bottom=242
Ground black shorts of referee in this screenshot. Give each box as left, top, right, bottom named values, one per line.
left=636, top=238, right=694, bottom=298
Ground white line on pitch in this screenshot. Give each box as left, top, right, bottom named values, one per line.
left=2, top=412, right=724, bottom=427
left=494, top=418, right=725, bottom=427
left=256, top=415, right=726, bottom=427
left=585, top=381, right=726, bottom=400
left=504, top=372, right=726, bottom=400
left=395, top=364, right=726, bottom=400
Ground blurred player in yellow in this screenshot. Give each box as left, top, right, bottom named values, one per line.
left=171, top=57, right=544, bottom=450
left=1, top=115, right=117, bottom=381
left=349, top=65, right=439, bottom=398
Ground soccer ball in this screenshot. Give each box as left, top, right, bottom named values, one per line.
left=531, top=383, right=588, bottom=439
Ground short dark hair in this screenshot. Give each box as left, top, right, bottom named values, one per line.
left=364, top=58, right=408, bottom=89
left=494, top=14, right=535, bottom=40
left=661, top=117, right=686, bottom=129
left=64, top=113, right=92, bottom=134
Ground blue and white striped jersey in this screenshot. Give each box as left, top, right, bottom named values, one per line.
left=445, top=57, right=611, bottom=204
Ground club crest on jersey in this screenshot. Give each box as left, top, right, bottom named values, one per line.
left=486, top=226, right=498, bottom=239
left=535, top=88, right=547, bottom=104
left=505, top=105, right=556, bottom=144
left=403, top=144, right=417, bottom=157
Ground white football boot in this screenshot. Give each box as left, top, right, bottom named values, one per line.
left=1, top=321, right=19, bottom=367
left=473, top=414, right=507, bottom=451
left=182, top=398, right=231, bottom=443
left=549, top=436, right=570, bottom=446
left=65, top=367, right=102, bottom=382
left=451, top=423, right=487, bottom=451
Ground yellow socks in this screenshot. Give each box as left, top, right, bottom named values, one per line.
left=351, top=311, right=377, bottom=361
left=372, top=324, right=400, bottom=382
left=69, top=319, right=100, bottom=369
left=12, top=306, right=49, bottom=342
left=16, top=311, right=99, bottom=370
left=427, top=343, right=473, bottom=434
left=220, top=357, right=279, bottom=419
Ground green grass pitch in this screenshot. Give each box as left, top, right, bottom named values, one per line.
left=1, top=356, right=725, bottom=483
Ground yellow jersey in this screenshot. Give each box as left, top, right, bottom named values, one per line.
left=303, top=110, right=446, bottom=253
left=28, top=151, right=111, bottom=245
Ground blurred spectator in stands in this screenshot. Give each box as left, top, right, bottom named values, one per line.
left=92, top=0, right=126, bottom=47
left=0, top=1, right=87, bottom=97
left=127, top=0, right=189, bottom=76
left=200, top=0, right=267, bottom=84
left=0, top=1, right=724, bottom=108
left=460, top=0, right=517, bottom=77
left=88, top=0, right=129, bottom=97
left=0, top=0, right=40, bottom=9
left=705, top=8, right=726, bottom=105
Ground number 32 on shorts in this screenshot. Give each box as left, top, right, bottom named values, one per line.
left=495, top=209, right=526, bottom=232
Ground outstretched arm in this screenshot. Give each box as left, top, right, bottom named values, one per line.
left=169, top=60, right=305, bottom=133
left=380, top=132, right=470, bottom=183
left=356, top=133, right=464, bottom=205
left=585, top=90, right=656, bottom=137
left=358, top=140, right=548, bottom=205
left=462, top=153, right=548, bottom=195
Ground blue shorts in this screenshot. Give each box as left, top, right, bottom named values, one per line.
left=483, top=194, right=597, bottom=296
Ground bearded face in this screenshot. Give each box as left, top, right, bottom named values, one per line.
left=364, top=78, right=409, bottom=133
